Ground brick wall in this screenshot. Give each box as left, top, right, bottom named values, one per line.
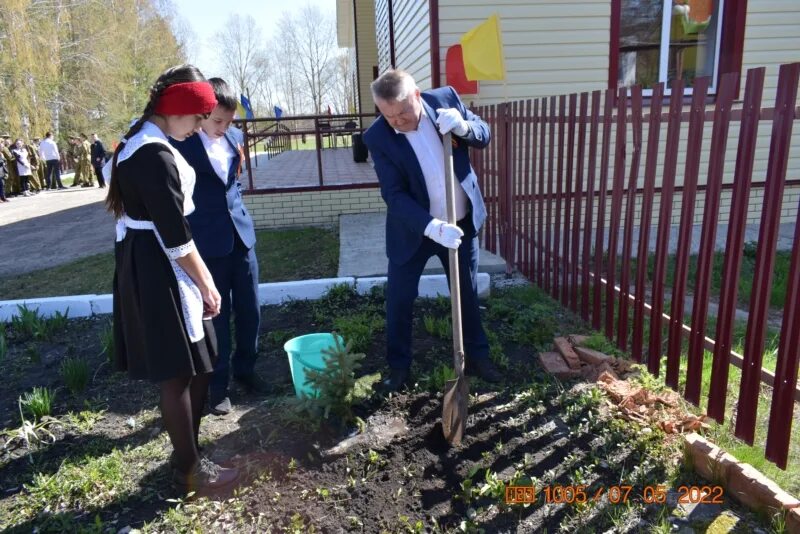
left=244, top=187, right=386, bottom=228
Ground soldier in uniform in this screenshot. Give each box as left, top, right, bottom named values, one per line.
left=0, top=136, right=20, bottom=195
left=32, top=137, right=47, bottom=190
left=79, top=133, right=94, bottom=187
left=68, top=134, right=84, bottom=187
left=25, top=138, right=43, bottom=192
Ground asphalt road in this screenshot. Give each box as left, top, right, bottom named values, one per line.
left=0, top=186, right=115, bottom=278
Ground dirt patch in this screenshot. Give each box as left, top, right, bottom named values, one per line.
left=0, top=288, right=775, bottom=532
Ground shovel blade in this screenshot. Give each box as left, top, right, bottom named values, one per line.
left=442, top=375, right=469, bottom=445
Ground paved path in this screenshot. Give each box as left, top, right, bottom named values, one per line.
left=0, top=187, right=115, bottom=277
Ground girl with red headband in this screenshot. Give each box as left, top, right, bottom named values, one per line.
left=106, top=64, right=239, bottom=492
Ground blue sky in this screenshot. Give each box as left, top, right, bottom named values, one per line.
left=172, top=0, right=337, bottom=76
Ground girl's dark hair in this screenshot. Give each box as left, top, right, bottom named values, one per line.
left=208, top=78, right=238, bottom=112
left=106, top=63, right=206, bottom=217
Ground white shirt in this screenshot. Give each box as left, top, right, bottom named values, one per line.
left=198, top=130, right=234, bottom=185
left=399, top=107, right=468, bottom=221
left=39, top=138, right=60, bottom=160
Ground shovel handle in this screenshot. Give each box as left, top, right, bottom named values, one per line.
left=443, top=132, right=465, bottom=377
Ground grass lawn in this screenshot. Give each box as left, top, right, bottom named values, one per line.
left=629, top=243, right=792, bottom=310
left=0, top=227, right=339, bottom=300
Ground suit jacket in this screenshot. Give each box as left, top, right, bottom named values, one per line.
left=91, top=140, right=106, bottom=165
left=363, top=86, right=489, bottom=265
left=171, top=130, right=257, bottom=259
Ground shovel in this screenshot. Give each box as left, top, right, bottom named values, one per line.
left=441, top=132, right=469, bottom=446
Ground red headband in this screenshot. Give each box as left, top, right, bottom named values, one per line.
left=153, top=81, right=217, bottom=115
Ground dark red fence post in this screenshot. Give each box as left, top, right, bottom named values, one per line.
left=593, top=89, right=614, bottom=330
left=665, top=77, right=710, bottom=389
left=684, top=72, right=738, bottom=406
left=631, top=83, right=664, bottom=362
left=527, top=99, right=536, bottom=281
left=546, top=97, right=556, bottom=294
left=488, top=105, right=498, bottom=255
left=553, top=95, right=566, bottom=300
left=562, top=94, right=577, bottom=306
left=582, top=91, right=601, bottom=322
left=707, top=68, right=765, bottom=422
left=647, top=79, right=685, bottom=376
left=503, top=102, right=514, bottom=273
left=736, top=62, right=800, bottom=445
left=605, top=87, right=628, bottom=339
left=535, top=99, right=544, bottom=285
left=571, top=93, right=588, bottom=312
left=617, top=86, right=643, bottom=351
left=509, top=100, right=519, bottom=271
left=766, top=131, right=800, bottom=468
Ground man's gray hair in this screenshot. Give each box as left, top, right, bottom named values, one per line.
left=370, top=69, right=417, bottom=102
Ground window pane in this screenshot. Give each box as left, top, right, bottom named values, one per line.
left=667, top=0, right=721, bottom=87
left=619, top=0, right=664, bottom=88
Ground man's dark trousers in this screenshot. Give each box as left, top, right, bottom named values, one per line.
left=45, top=159, right=63, bottom=189
left=204, top=234, right=260, bottom=395
left=385, top=215, right=489, bottom=371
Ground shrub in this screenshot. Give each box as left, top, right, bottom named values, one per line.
left=12, top=305, right=46, bottom=340
left=20, top=387, right=55, bottom=421
left=332, top=312, right=382, bottom=353
left=423, top=315, right=452, bottom=340
left=302, top=336, right=365, bottom=428
left=313, top=283, right=360, bottom=324
left=61, top=357, right=90, bottom=395
left=100, top=321, right=114, bottom=364
left=422, top=363, right=457, bottom=392
left=45, top=309, right=70, bottom=338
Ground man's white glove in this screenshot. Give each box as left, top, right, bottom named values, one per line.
left=424, top=218, right=464, bottom=249
left=435, top=108, right=469, bottom=137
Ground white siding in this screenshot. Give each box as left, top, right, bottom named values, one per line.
left=438, top=0, right=610, bottom=104
left=392, top=0, right=432, bottom=90
left=741, top=0, right=800, bottom=94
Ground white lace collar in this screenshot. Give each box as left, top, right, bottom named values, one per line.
left=111, top=120, right=196, bottom=216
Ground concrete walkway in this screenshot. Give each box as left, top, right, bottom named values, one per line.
left=337, top=212, right=507, bottom=277
left=0, top=187, right=114, bottom=277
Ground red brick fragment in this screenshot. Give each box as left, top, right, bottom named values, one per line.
left=538, top=352, right=581, bottom=379
left=553, top=337, right=581, bottom=370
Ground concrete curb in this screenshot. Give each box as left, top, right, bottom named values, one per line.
left=0, top=273, right=491, bottom=321
left=684, top=433, right=800, bottom=533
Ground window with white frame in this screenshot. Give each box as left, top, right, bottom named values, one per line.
left=618, top=0, right=724, bottom=93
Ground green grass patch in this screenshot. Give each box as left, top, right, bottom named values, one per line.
left=0, top=227, right=340, bottom=300
left=629, top=242, right=791, bottom=310
left=255, top=226, right=339, bottom=282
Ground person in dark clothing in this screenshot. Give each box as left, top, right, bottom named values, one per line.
left=171, top=78, right=264, bottom=416
left=91, top=133, right=107, bottom=188
left=105, top=63, right=239, bottom=492
left=0, top=152, right=8, bottom=202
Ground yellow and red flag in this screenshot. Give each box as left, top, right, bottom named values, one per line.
left=459, top=14, right=506, bottom=81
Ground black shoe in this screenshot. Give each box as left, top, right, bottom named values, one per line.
left=465, top=358, right=503, bottom=383
left=233, top=372, right=270, bottom=395
left=209, top=395, right=232, bottom=415
left=378, top=368, right=411, bottom=393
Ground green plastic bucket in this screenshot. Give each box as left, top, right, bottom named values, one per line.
left=283, top=333, right=343, bottom=398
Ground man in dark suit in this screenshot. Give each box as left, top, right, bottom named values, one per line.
left=90, top=133, right=107, bottom=188
left=363, top=69, right=501, bottom=392
left=171, top=78, right=264, bottom=415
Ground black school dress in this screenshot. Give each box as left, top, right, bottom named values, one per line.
left=112, top=142, right=217, bottom=382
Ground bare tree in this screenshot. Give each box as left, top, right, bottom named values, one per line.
left=213, top=14, right=270, bottom=114
left=332, top=51, right=356, bottom=114
left=276, top=5, right=337, bottom=114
